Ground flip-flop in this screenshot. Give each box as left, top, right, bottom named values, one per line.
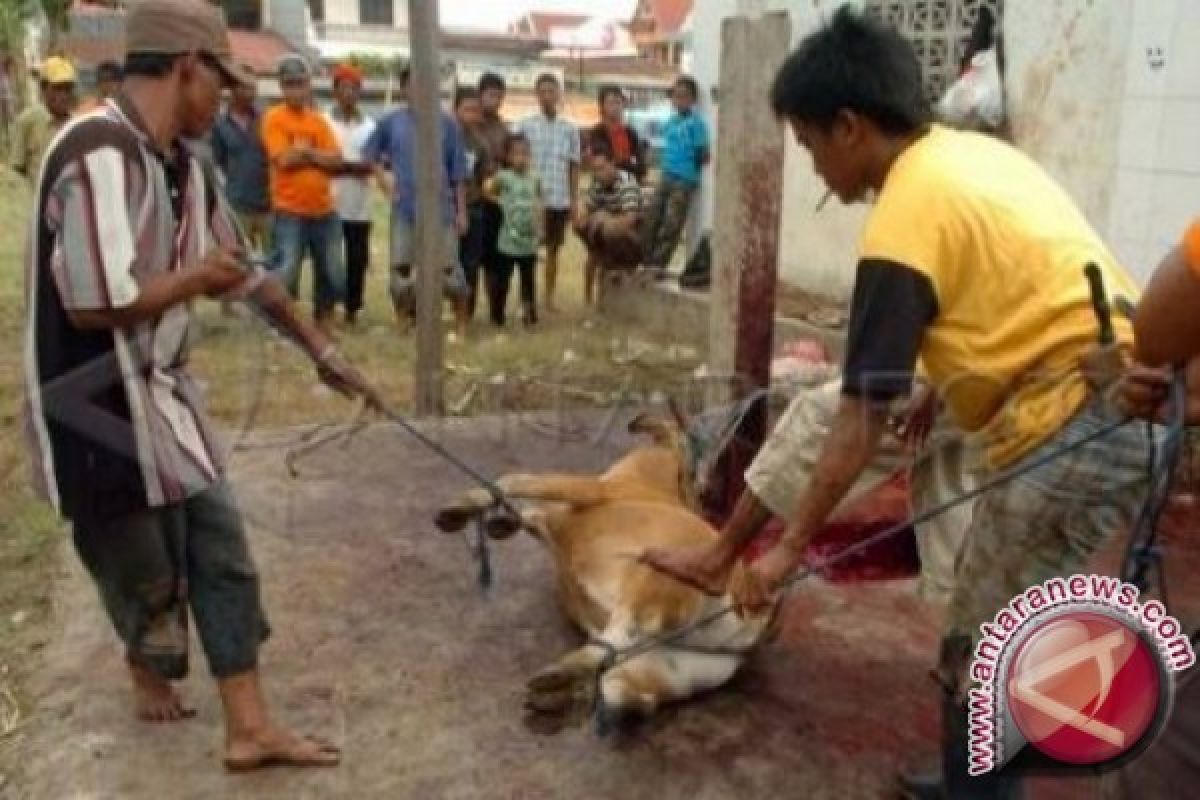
left=223, top=736, right=342, bottom=772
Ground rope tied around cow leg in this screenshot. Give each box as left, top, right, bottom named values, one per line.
left=589, top=639, right=621, bottom=737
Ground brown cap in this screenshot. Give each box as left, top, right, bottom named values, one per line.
left=125, top=0, right=252, bottom=88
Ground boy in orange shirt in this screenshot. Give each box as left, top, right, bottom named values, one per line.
left=261, top=56, right=356, bottom=329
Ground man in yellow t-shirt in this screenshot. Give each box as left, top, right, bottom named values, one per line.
left=10, top=56, right=76, bottom=181
left=642, top=9, right=1150, bottom=798
left=260, top=55, right=346, bottom=328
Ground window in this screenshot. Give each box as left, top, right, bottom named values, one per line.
left=360, top=0, right=393, bottom=26
left=308, top=0, right=325, bottom=23
left=220, top=0, right=261, bottom=29
left=864, top=0, right=1004, bottom=103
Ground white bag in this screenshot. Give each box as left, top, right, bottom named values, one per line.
left=937, top=47, right=1005, bottom=130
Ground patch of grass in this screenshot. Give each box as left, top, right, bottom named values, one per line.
left=0, top=171, right=64, bottom=775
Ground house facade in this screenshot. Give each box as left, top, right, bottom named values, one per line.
left=630, top=0, right=692, bottom=67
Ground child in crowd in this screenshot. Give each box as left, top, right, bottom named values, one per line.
left=485, top=133, right=543, bottom=327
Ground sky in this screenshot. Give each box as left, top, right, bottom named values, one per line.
left=439, top=0, right=640, bottom=31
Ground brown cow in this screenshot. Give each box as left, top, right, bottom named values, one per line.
left=435, top=414, right=776, bottom=732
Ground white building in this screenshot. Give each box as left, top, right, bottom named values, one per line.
left=690, top=0, right=1199, bottom=298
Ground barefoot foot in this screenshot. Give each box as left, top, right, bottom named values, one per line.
left=639, top=544, right=734, bottom=595
left=129, top=662, right=195, bottom=723
left=225, top=725, right=341, bottom=772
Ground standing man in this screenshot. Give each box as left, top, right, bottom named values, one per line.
left=586, top=84, right=648, bottom=184
left=642, top=11, right=1150, bottom=798
left=574, top=142, right=643, bottom=306
left=323, top=63, right=376, bottom=326
left=477, top=72, right=511, bottom=323
left=455, top=86, right=491, bottom=321
left=363, top=65, right=469, bottom=334
left=518, top=73, right=580, bottom=313
left=10, top=56, right=76, bottom=182
left=211, top=65, right=271, bottom=254
left=77, top=60, right=124, bottom=113
left=24, top=0, right=377, bottom=770
left=641, top=76, right=709, bottom=279
left=260, top=55, right=346, bottom=331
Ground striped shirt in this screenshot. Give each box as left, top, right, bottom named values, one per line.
left=23, top=95, right=256, bottom=523
left=586, top=169, right=643, bottom=215
left=517, top=113, right=579, bottom=211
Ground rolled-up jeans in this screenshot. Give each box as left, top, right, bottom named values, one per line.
left=271, top=211, right=346, bottom=315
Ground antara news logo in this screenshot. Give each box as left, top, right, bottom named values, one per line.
left=968, top=573, right=1195, bottom=776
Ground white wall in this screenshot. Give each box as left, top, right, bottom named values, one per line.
left=691, top=0, right=1194, bottom=299
left=1106, top=0, right=1200, bottom=283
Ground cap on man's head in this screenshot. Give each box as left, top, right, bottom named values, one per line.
left=41, top=56, right=77, bottom=86
left=277, top=54, right=311, bottom=82
left=124, top=0, right=251, bottom=88
left=331, top=62, right=363, bottom=87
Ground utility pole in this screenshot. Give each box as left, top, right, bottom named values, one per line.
left=408, top=0, right=445, bottom=415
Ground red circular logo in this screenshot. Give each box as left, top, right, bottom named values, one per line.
left=1005, top=611, right=1163, bottom=765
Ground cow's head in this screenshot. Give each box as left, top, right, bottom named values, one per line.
left=626, top=403, right=701, bottom=511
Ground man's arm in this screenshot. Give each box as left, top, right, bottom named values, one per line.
left=568, top=128, right=581, bottom=215
left=1134, top=226, right=1200, bottom=366
left=9, top=112, right=29, bottom=176
left=68, top=254, right=244, bottom=330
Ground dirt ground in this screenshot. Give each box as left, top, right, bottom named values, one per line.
left=8, top=411, right=957, bottom=799
left=12, top=408, right=1184, bottom=799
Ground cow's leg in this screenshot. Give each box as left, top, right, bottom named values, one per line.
left=435, top=473, right=614, bottom=533
left=599, top=648, right=743, bottom=718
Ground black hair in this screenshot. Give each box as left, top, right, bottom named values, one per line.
left=673, top=75, right=699, bottom=99
left=769, top=7, right=930, bottom=135
left=535, top=72, right=559, bottom=90
left=478, top=71, right=506, bottom=94
left=454, top=85, right=479, bottom=108
left=504, top=132, right=530, bottom=158
left=122, top=52, right=185, bottom=79
left=95, top=60, right=123, bottom=83
left=589, top=137, right=614, bottom=162
left=597, top=83, right=624, bottom=106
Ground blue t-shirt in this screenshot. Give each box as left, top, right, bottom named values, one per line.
left=660, top=109, right=710, bottom=186
left=363, top=107, right=466, bottom=225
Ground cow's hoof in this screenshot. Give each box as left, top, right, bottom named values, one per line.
left=523, top=710, right=569, bottom=736
left=525, top=664, right=596, bottom=728
left=483, top=510, right=521, bottom=540
left=433, top=507, right=472, bottom=533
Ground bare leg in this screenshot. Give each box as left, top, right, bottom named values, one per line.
left=129, top=658, right=195, bottom=723
left=220, top=670, right=341, bottom=771
left=640, top=490, right=772, bottom=595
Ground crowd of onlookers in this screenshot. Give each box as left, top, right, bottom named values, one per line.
left=8, top=53, right=711, bottom=337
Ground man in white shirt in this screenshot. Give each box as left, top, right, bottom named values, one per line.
left=324, top=63, right=376, bottom=325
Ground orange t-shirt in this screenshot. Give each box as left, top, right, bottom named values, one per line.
left=260, top=104, right=338, bottom=216
left=1184, top=220, right=1200, bottom=278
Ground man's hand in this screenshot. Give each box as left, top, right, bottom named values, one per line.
left=197, top=249, right=248, bottom=298
left=729, top=539, right=804, bottom=617
left=316, top=346, right=381, bottom=407
left=574, top=207, right=589, bottom=231
left=278, top=147, right=312, bottom=170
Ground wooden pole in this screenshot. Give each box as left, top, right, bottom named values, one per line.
left=408, top=0, right=445, bottom=416
left=707, top=11, right=791, bottom=518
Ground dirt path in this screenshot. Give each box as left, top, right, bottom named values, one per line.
left=8, top=412, right=1115, bottom=799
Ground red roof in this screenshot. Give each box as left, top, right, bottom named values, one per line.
left=633, top=0, right=692, bottom=36
left=512, top=11, right=591, bottom=38
left=228, top=29, right=298, bottom=75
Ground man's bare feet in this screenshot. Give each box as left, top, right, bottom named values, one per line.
left=224, top=724, right=341, bottom=771
left=639, top=544, right=735, bottom=596
left=129, top=662, right=195, bottom=723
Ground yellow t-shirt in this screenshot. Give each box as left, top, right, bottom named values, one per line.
left=260, top=103, right=338, bottom=217
left=848, top=125, right=1138, bottom=468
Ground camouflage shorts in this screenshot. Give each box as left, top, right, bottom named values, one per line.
left=944, top=402, right=1153, bottom=648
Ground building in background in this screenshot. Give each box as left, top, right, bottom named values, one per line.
left=630, top=0, right=693, bottom=67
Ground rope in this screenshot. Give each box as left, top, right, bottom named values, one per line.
left=594, top=415, right=1136, bottom=677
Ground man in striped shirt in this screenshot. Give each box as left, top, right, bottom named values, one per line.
left=574, top=141, right=644, bottom=305
left=23, top=0, right=375, bottom=771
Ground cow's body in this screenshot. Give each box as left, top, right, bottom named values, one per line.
left=436, top=416, right=774, bottom=732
